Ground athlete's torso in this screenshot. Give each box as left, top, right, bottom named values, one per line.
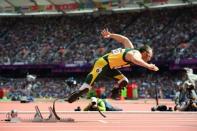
left=104, top=48, right=134, bottom=69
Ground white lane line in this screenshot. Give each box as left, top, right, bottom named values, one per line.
left=98, top=120, right=108, bottom=124
left=1, top=111, right=197, bottom=114
left=43, top=130, right=87, bottom=131
left=0, top=125, right=196, bottom=128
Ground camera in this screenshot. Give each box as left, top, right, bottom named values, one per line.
left=151, top=105, right=172, bottom=111
left=184, top=81, right=195, bottom=91
left=74, top=106, right=81, bottom=111
left=92, top=101, right=97, bottom=106
left=27, top=74, right=36, bottom=82
left=187, top=85, right=194, bottom=91
left=65, top=77, right=77, bottom=87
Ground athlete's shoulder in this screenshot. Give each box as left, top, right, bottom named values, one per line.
left=127, top=48, right=140, bottom=53
left=127, top=49, right=141, bottom=57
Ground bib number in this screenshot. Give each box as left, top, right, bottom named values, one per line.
left=111, top=48, right=122, bottom=54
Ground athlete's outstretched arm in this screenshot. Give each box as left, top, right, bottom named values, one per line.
left=101, top=28, right=134, bottom=48
left=128, top=51, right=159, bottom=71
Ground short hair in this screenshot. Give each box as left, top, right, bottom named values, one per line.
left=139, top=45, right=152, bottom=53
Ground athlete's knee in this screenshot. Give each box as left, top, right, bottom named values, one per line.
left=118, top=77, right=129, bottom=88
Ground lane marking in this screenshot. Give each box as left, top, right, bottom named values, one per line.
left=1, top=111, right=197, bottom=114
left=0, top=125, right=197, bottom=128
left=98, top=120, right=108, bottom=124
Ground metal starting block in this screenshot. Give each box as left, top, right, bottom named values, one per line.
left=32, top=105, right=44, bottom=122
left=4, top=106, right=74, bottom=123
left=32, top=106, right=75, bottom=122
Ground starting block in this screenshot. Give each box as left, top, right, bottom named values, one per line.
left=32, top=106, right=75, bottom=122
left=32, top=106, right=44, bottom=122
left=4, top=106, right=74, bottom=123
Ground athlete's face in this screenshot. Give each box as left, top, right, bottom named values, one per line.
left=142, top=50, right=153, bottom=62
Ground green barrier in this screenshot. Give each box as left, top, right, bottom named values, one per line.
left=121, top=87, right=127, bottom=98
left=0, top=96, right=11, bottom=102
left=132, top=87, right=138, bottom=99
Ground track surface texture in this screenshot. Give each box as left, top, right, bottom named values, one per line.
left=0, top=99, right=197, bottom=131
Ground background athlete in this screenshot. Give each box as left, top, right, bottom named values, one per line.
left=67, top=28, right=159, bottom=103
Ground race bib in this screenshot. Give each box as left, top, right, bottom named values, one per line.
left=111, top=48, right=122, bottom=54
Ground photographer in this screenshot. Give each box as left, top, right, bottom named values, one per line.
left=20, top=74, right=36, bottom=102
left=174, top=69, right=197, bottom=111
left=83, top=97, right=122, bottom=111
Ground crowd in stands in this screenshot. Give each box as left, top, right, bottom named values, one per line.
left=0, top=6, right=196, bottom=65
left=0, top=78, right=80, bottom=99
left=0, top=71, right=190, bottom=99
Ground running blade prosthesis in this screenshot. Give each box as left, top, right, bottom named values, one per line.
left=66, top=88, right=89, bottom=103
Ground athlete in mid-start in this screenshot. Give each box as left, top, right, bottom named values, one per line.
left=67, top=28, right=159, bottom=103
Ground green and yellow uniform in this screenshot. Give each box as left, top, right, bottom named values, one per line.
left=84, top=48, right=133, bottom=85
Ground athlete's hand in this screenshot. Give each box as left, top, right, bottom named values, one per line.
left=101, top=28, right=111, bottom=39
left=148, top=64, right=159, bottom=71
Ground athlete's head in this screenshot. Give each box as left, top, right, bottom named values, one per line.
left=139, top=45, right=153, bottom=62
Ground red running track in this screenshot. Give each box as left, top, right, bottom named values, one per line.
left=0, top=99, right=197, bottom=131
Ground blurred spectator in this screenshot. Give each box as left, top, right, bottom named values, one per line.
left=0, top=71, right=196, bottom=99
left=0, top=6, right=196, bottom=65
